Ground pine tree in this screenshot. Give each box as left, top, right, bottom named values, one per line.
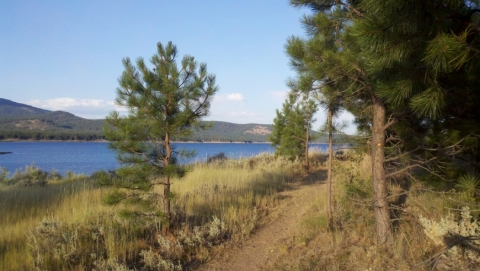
left=289, top=0, right=480, bottom=244
left=102, top=41, right=218, bottom=234
left=269, top=93, right=317, bottom=165
left=288, top=75, right=344, bottom=227
left=287, top=0, right=405, bottom=244
left=286, top=0, right=355, bottom=232
left=320, top=86, right=344, bottom=228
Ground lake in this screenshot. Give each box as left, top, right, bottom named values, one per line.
left=0, top=141, right=332, bottom=176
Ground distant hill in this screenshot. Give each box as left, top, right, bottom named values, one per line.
left=183, top=121, right=274, bottom=142
left=0, top=98, right=342, bottom=142
left=0, top=98, right=106, bottom=140
left=0, top=98, right=276, bottom=141
left=0, top=98, right=50, bottom=116
left=0, top=111, right=104, bottom=131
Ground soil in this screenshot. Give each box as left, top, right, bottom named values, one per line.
left=196, top=169, right=327, bottom=271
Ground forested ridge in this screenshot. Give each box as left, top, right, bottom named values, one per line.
left=0, top=98, right=106, bottom=140
left=0, top=98, right=340, bottom=142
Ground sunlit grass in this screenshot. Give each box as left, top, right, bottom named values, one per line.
left=0, top=152, right=325, bottom=270
left=269, top=153, right=480, bottom=271
left=171, top=153, right=303, bottom=240
left=0, top=175, right=110, bottom=270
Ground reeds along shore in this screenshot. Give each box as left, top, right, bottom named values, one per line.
left=1, top=151, right=480, bottom=270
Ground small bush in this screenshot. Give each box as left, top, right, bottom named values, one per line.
left=2, top=165, right=63, bottom=187
left=0, top=167, right=9, bottom=185
left=27, top=218, right=109, bottom=270
left=27, top=215, right=232, bottom=270
left=206, top=152, right=227, bottom=163
left=419, top=206, right=480, bottom=270
left=93, top=258, right=134, bottom=271
left=456, top=173, right=480, bottom=202
left=140, top=249, right=182, bottom=271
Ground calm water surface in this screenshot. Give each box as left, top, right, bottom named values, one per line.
left=0, top=141, right=330, bottom=176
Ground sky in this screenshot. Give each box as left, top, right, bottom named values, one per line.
left=0, top=0, right=357, bottom=134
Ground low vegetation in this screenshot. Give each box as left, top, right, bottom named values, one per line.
left=0, top=153, right=314, bottom=270
left=2, top=151, right=480, bottom=270
left=268, top=153, right=480, bottom=271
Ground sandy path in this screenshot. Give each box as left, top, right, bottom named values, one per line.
left=197, top=173, right=326, bottom=271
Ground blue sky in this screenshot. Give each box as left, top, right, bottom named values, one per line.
left=0, top=0, right=356, bottom=134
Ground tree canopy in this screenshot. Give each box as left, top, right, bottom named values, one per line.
left=288, top=0, right=480, bottom=244
left=102, top=41, right=218, bottom=233
left=269, top=93, right=317, bottom=163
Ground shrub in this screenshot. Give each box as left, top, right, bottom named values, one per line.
left=27, top=218, right=108, bottom=270
left=27, top=215, right=231, bottom=270
left=0, top=167, right=9, bottom=185
left=2, top=165, right=62, bottom=187
left=419, top=206, right=480, bottom=270
left=206, top=152, right=227, bottom=163
left=93, top=258, right=134, bottom=271
left=456, top=173, right=480, bottom=202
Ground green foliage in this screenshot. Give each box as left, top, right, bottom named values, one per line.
left=0, top=167, right=8, bottom=185
left=269, top=94, right=317, bottom=160
left=424, top=30, right=472, bottom=73
left=0, top=164, right=62, bottom=187
left=103, top=41, right=218, bottom=226
left=410, top=84, right=446, bottom=119
left=456, top=173, right=480, bottom=200
left=289, top=0, right=480, bottom=178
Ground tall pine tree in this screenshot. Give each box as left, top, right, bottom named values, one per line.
left=102, top=41, right=218, bottom=234
left=289, top=0, right=480, bottom=244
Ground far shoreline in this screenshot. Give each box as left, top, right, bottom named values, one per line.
left=0, top=139, right=334, bottom=144
left=0, top=139, right=280, bottom=144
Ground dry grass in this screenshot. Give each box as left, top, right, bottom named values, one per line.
left=268, top=153, right=480, bottom=271
left=0, top=174, right=114, bottom=270
left=0, top=153, right=320, bottom=270
left=171, top=153, right=303, bottom=241
left=4, top=151, right=475, bottom=270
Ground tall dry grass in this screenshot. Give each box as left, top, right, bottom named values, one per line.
left=171, top=153, right=303, bottom=240
left=1, top=152, right=320, bottom=270
left=269, top=152, right=480, bottom=271
left=0, top=173, right=113, bottom=270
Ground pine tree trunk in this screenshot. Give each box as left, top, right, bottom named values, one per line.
left=163, top=132, right=172, bottom=235
left=327, top=109, right=333, bottom=228
left=305, top=118, right=310, bottom=170
left=371, top=96, right=392, bottom=245
left=163, top=175, right=171, bottom=235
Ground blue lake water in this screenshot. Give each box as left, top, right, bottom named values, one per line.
left=0, top=141, right=330, bottom=176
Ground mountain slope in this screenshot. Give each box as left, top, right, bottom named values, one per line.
left=0, top=98, right=275, bottom=141
left=0, top=98, right=50, bottom=116
left=185, top=121, right=273, bottom=142
left=0, top=98, right=340, bottom=142
left=0, top=98, right=105, bottom=140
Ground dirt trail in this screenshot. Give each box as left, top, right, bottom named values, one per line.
left=197, top=172, right=326, bottom=271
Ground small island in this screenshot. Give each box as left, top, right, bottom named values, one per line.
left=0, top=152, right=12, bottom=155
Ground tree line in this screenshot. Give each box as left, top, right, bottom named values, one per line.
left=0, top=130, right=105, bottom=141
